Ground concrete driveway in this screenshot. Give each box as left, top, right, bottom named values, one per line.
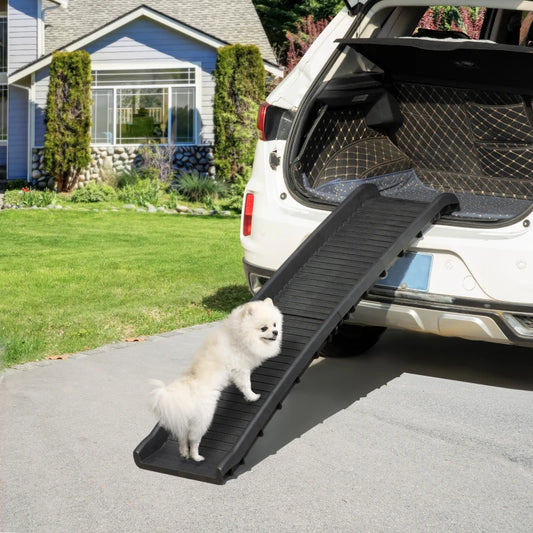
left=1, top=325, right=532, bottom=532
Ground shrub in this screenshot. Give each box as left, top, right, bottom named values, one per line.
left=214, top=44, right=265, bottom=184
left=217, top=174, right=248, bottom=213
left=70, top=183, right=117, bottom=203
left=4, top=188, right=58, bottom=208
left=116, top=165, right=165, bottom=188
left=173, top=171, right=226, bottom=203
left=117, top=179, right=164, bottom=207
left=5, top=180, right=28, bottom=191
left=164, top=188, right=182, bottom=210
left=4, top=189, right=24, bottom=206
left=115, top=168, right=142, bottom=189
left=138, top=143, right=176, bottom=183
left=43, top=51, right=92, bottom=192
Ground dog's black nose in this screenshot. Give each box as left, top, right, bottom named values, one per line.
left=272, top=330, right=278, bottom=337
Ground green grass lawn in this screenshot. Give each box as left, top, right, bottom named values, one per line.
left=0, top=209, right=250, bottom=367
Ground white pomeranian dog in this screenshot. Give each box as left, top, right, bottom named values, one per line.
left=149, top=298, right=283, bottom=462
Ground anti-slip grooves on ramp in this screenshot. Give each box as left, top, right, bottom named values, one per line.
left=134, top=184, right=459, bottom=484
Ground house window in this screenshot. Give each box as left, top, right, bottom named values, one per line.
left=92, top=89, right=113, bottom=144
left=116, top=88, right=168, bottom=144
left=91, top=68, right=197, bottom=145
left=172, top=87, right=195, bottom=144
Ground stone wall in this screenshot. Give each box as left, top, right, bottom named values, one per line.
left=31, top=145, right=215, bottom=189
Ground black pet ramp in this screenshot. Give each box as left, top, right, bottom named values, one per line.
left=134, top=184, right=459, bottom=484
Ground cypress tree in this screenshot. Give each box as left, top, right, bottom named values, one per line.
left=214, top=44, right=265, bottom=184
left=44, top=50, right=92, bottom=192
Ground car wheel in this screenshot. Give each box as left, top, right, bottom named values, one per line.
left=319, top=324, right=386, bottom=357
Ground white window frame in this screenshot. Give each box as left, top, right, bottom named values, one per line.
left=91, top=64, right=200, bottom=146
left=0, top=13, right=6, bottom=75
left=0, top=84, right=7, bottom=143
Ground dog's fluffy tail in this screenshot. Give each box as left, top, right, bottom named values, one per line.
left=148, top=379, right=170, bottom=420
left=148, top=379, right=187, bottom=439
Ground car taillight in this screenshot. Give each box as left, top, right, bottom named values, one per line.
left=256, top=102, right=269, bottom=141
left=242, top=193, right=254, bottom=236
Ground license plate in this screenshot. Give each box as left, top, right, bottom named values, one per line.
left=375, top=252, right=433, bottom=292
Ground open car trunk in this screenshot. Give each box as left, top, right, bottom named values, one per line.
left=288, top=38, right=533, bottom=222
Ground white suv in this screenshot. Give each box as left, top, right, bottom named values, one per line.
left=241, top=1, right=533, bottom=352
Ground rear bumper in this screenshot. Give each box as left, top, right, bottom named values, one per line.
left=243, top=258, right=278, bottom=295
left=243, top=258, right=533, bottom=348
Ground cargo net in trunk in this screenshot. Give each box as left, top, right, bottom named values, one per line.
left=396, top=84, right=533, bottom=200
left=293, top=83, right=533, bottom=210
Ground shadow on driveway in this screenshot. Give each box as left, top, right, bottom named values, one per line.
left=236, top=329, right=533, bottom=478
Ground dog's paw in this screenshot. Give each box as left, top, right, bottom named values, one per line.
left=245, top=392, right=261, bottom=402
left=191, top=453, right=205, bottom=462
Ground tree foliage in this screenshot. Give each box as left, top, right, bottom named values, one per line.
left=214, top=44, right=265, bottom=183
left=285, top=15, right=331, bottom=73
left=43, top=51, right=92, bottom=192
left=418, top=6, right=485, bottom=39
left=253, top=0, right=343, bottom=62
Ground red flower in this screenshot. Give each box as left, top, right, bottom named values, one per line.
left=21, top=187, right=30, bottom=192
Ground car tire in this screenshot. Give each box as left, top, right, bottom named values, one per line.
left=319, top=324, right=386, bottom=357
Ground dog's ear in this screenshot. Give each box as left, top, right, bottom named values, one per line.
left=264, top=297, right=273, bottom=306
left=241, top=304, right=254, bottom=318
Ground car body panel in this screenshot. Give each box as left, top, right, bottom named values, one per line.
left=241, top=1, right=533, bottom=347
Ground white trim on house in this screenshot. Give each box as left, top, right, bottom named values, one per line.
left=9, top=5, right=283, bottom=84
left=38, top=0, right=44, bottom=58
left=9, top=82, right=33, bottom=181
left=90, top=59, right=198, bottom=71
left=28, top=76, right=35, bottom=180
left=194, top=62, right=203, bottom=145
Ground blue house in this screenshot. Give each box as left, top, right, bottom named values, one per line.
left=4, top=0, right=281, bottom=184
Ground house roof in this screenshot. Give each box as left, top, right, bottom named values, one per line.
left=9, top=3, right=282, bottom=83
left=42, top=0, right=277, bottom=64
